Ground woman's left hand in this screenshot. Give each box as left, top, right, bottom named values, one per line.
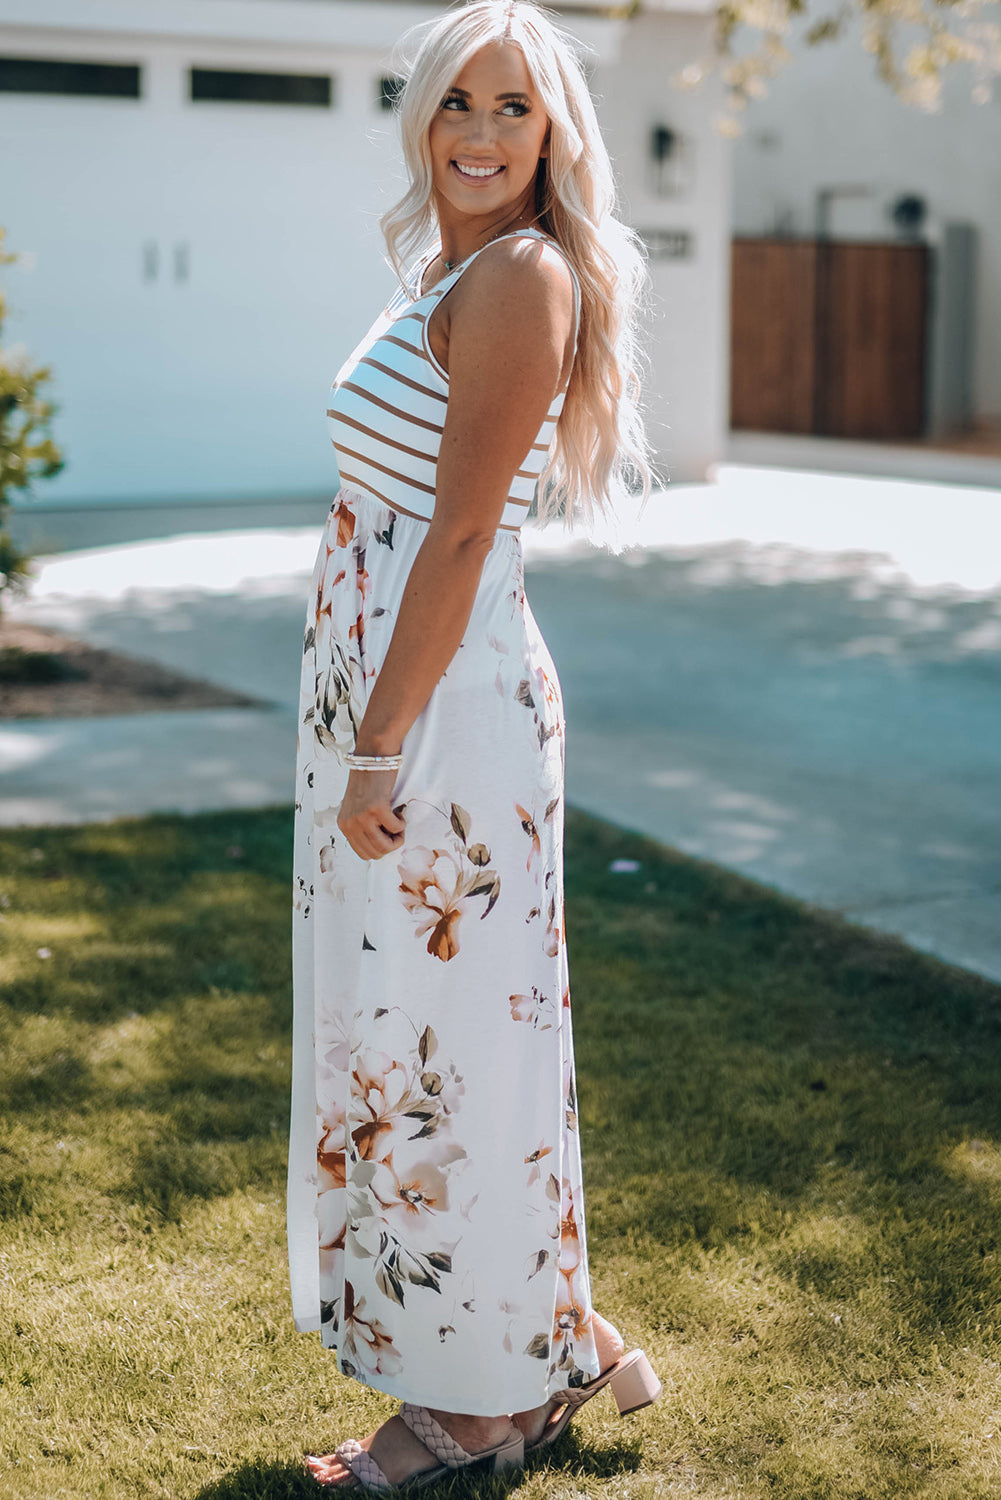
left=336, top=769, right=406, bottom=861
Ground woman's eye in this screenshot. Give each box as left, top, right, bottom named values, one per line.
left=440, top=96, right=530, bottom=116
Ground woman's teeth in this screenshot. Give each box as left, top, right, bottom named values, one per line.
left=454, top=162, right=504, bottom=179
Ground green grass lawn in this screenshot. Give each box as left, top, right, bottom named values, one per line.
left=2, top=805, right=1000, bottom=1500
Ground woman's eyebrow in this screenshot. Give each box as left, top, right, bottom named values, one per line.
left=446, top=87, right=532, bottom=100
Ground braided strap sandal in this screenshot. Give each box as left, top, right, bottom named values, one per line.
left=327, top=1438, right=395, bottom=1492
left=398, top=1403, right=526, bottom=1478
left=308, top=1406, right=525, bottom=1492
left=526, top=1348, right=662, bottom=1452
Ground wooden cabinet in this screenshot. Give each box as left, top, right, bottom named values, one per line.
left=730, top=237, right=929, bottom=440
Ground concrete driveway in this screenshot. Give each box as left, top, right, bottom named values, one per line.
left=2, top=460, right=999, bottom=983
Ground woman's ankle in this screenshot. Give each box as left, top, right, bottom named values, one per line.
left=591, top=1310, right=626, bottom=1368
left=427, top=1409, right=514, bottom=1449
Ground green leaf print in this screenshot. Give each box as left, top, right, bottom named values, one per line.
left=418, top=1024, right=437, bottom=1065
left=449, top=803, right=471, bottom=842
left=527, top=1249, right=549, bottom=1280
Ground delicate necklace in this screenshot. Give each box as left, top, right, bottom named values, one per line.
left=442, top=220, right=538, bottom=272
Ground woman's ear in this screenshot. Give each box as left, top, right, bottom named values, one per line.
left=539, top=124, right=551, bottom=159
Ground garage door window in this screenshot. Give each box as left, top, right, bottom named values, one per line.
left=0, top=57, right=141, bottom=97
left=190, top=68, right=334, bottom=107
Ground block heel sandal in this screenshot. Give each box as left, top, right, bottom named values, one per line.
left=526, top=1348, right=662, bottom=1452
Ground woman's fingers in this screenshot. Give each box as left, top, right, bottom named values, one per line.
left=337, top=803, right=406, bottom=861
left=362, top=815, right=403, bottom=859
left=380, top=802, right=407, bottom=837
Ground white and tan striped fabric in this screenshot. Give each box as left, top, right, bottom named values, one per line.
left=326, top=226, right=581, bottom=534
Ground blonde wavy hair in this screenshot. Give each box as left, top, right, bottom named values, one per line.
left=379, top=0, right=658, bottom=527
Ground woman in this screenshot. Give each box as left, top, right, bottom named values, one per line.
left=289, top=1, right=661, bottom=1488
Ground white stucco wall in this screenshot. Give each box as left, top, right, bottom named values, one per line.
left=0, top=0, right=726, bottom=511
left=730, top=7, right=1001, bottom=422
left=596, top=9, right=731, bottom=484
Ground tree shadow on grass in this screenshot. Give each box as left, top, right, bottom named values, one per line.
left=565, top=808, right=1001, bottom=1354
left=0, top=808, right=297, bottom=1227
left=193, top=1460, right=314, bottom=1500
left=526, top=1426, right=645, bottom=1479
left=0, top=807, right=293, bottom=1023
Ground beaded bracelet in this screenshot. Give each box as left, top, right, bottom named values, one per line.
left=344, top=752, right=403, bottom=771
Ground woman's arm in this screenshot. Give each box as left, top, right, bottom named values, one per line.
left=336, top=238, right=574, bottom=861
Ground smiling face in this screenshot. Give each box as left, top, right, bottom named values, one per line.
left=427, top=40, right=550, bottom=229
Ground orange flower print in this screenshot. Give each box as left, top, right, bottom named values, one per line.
left=369, top=1139, right=467, bottom=1251
left=510, top=987, right=555, bottom=1030
left=515, top=803, right=541, bottom=871
left=318, top=1107, right=347, bottom=1190
left=397, top=803, right=500, bottom=962
left=314, top=565, right=346, bottom=630
left=544, top=888, right=561, bottom=958
left=331, top=497, right=356, bottom=548
left=553, top=1277, right=592, bottom=1344
left=348, top=555, right=371, bottom=646
left=398, top=848, right=464, bottom=960
left=349, top=1049, right=416, bottom=1160
left=342, top=1019, right=469, bottom=1311
left=552, top=1177, right=594, bottom=1351
left=559, top=1180, right=584, bottom=1276
left=524, top=1141, right=553, bottom=1186
left=341, top=1279, right=402, bottom=1380
left=317, top=1100, right=347, bottom=1253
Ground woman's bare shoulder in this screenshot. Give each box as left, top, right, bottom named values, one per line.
left=450, top=234, right=574, bottom=334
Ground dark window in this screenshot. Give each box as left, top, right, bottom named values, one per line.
left=190, top=67, right=332, bottom=107
left=379, top=75, right=405, bottom=111
left=0, top=56, right=140, bottom=98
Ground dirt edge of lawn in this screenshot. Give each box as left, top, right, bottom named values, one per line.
left=0, top=618, right=270, bottom=719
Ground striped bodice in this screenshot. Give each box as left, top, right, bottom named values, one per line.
left=326, top=226, right=581, bottom=534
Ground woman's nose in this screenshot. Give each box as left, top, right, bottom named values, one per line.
left=465, top=111, right=495, bottom=145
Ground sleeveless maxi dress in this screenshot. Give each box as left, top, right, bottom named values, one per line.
left=288, top=226, right=600, bottom=1416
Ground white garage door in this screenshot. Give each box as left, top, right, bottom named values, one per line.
left=0, top=45, right=401, bottom=504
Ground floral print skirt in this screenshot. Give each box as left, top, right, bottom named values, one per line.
left=288, top=485, right=599, bottom=1415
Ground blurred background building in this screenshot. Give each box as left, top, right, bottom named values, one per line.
left=0, top=0, right=728, bottom=551
left=728, top=6, right=993, bottom=457
left=0, top=0, right=996, bottom=555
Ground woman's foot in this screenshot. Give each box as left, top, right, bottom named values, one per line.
left=306, top=1408, right=516, bottom=1488
left=510, top=1310, right=626, bottom=1448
